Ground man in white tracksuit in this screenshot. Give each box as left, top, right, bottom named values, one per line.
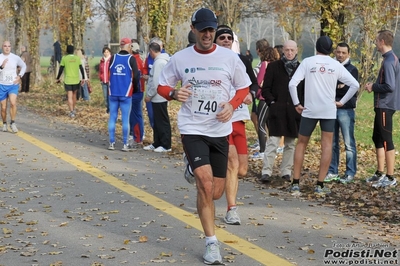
left=288, top=36, right=359, bottom=196
left=145, top=42, right=171, bottom=153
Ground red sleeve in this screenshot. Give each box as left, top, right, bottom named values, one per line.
left=136, top=56, right=144, bottom=73
left=157, top=85, right=174, bottom=100
left=142, top=57, right=149, bottom=75
left=229, top=87, right=249, bottom=110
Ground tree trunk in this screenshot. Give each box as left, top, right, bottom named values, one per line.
left=26, top=0, right=42, bottom=85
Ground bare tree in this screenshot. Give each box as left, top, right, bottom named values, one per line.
left=95, top=0, right=132, bottom=44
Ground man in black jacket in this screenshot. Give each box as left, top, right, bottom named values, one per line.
left=260, top=40, right=303, bottom=183
left=324, top=43, right=358, bottom=184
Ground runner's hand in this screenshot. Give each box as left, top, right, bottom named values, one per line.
left=174, top=84, right=192, bottom=102
left=216, top=102, right=234, bottom=123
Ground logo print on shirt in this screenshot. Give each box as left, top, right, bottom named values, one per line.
left=319, top=66, right=326, bottom=73
left=188, top=77, right=222, bottom=86
left=190, top=68, right=196, bottom=73
left=114, top=64, right=126, bottom=75
left=194, top=157, right=201, bottom=162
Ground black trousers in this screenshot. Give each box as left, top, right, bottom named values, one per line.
left=152, top=101, right=171, bottom=149
left=21, top=72, right=31, bottom=92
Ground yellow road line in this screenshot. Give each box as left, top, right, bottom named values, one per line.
left=18, top=131, right=292, bottom=266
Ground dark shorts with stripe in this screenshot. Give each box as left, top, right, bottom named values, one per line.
left=181, top=134, right=229, bottom=178
left=373, top=108, right=395, bottom=151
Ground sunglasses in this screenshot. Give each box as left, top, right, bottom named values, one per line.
left=218, top=35, right=233, bottom=41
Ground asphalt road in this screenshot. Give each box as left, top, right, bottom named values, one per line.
left=0, top=106, right=398, bottom=266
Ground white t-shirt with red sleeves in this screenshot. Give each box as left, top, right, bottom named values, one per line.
left=159, top=45, right=251, bottom=137
left=230, top=87, right=250, bottom=122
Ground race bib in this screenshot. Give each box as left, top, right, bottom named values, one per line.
left=191, top=87, right=224, bottom=116
left=0, top=70, right=14, bottom=83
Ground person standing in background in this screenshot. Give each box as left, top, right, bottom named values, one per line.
left=324, top=42, right=359, bottom=184
left=99, top=47, right=111, bottom=113
left=19, top=46, right=32, bottom=93
left=288, top=36, right=359, bottom=196
left=245, top=50, right=253, bottom=64
left=129, top=39, right=145, bottom=148
left=108, top=38, right=140, bottom=152
left=75, top=49, right=90, bottom=101
left=144, top=42, right=171, bottom=152
left=365, top=30, right=400, bottom=188
left=82, top=49, right=90, bottom=101
left=56, top=45, right=85, bottom=118
left=251, top=44, right=280, bottom=160
left=142, top=37, right=165, bottom=130
left=260, top=40, right=303, bottom=183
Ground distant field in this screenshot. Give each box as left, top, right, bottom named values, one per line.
left=40, top=56, right=101, bottom=80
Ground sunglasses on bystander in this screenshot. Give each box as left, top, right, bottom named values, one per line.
left=218, top=35, right=233, bottom=41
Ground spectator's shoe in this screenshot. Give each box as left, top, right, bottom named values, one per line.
left=10, top=123, right=18, bottom=133
left=69, top=111, right=75, bottom=118
left=143, top=144, right=155, bottom=151
left=324, top=173, right=339, bottom=183
left=154, top=146, right=172, bottom=153
left=289, top=183, right=301, bottom=195
left=203, top=242, right=223, bottom=265
left=276, top=146, right=284, bottom=154
left=281, top=175, right=291, bottom=182
left=183, top=153, right=195, bottom=185
left=121, top=144, right=132, bottom=152
left=108, top=142, right=115, bottom=150
left=366, top=172, right=385, bottom=183
left=224, top=207, right=241, bottom=225
left=3, top=123, right=7, bottom=132
left=260, top=174, right=271, bottom=183
left=339, top=175, right=354, bottom=184
left=372, top=176, right=397, bottom=188
left=131, top=141, right=142, bottom=149
left=248, top=141, right=260, bottom=151
left=314, top=185, right=331, bottom=196
left=128, top=135, right=134, bottom=146
left=250, top=152, right=264, bottom=160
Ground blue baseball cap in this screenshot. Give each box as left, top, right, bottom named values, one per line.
left=191, top=8, right=218, bottom=31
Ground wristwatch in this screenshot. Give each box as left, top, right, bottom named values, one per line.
left=169, top=90, right=176, bottom=100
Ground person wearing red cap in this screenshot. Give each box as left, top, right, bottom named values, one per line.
left=107, top=37, right=140, bottom=151
left=288, top=36, right=359, bottom=196
left=157, top=8, right=250, bottom=265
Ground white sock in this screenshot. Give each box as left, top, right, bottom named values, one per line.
left=205, top=235, right=218, bottom=245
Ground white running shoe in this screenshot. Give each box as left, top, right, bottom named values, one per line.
left=203, top=242, right=223, bottom=265
left=153, top=146, right=171, bottom=153
left=143, top=144, right=155, bottom=151
left=10, top=123, right=18, bottom=133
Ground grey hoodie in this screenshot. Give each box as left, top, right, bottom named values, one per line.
left=147, top=53, right=170, bottom=103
